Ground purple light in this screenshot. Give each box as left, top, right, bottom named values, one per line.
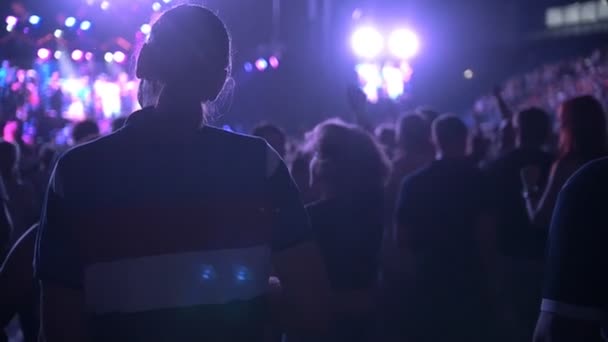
left=100, top=1, right=110, bottom=10
left=268, top=56, right=280, bottom=69
left=71, top=49, right=83, bottom=61
left=5, top=16, right=17, bottom=26
left=255, top=58, right=268, bottom=71
left=37, top=48, right=50, bottom=60
left=85, top=52, right=93, bottom=61
left=113, top=51, right=126, bottom=63
left=244, top=62, right=253, bottom=72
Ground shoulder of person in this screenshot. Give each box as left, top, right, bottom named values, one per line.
left=562, top=157, right=608, bottom=195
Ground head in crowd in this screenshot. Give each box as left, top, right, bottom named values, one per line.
left=417, top=108, right=440, bottom=124
left=0, top=141, right=19, bottom=181
left=38, top=144, right=56, bottom=172
left=558, top=95, right=608, bottom=161
left=136, top=4, right=231, bottom=126
left=72, top=120, right=100, bottom=145
left=309, top=119, right=390, bottom=198
left=515, top=107, right=550, bottom=148
left=375, top=123, right=396, bottom=149
left=397, top=114, right=431, bottom=155
left=252, top=123, right=286, bottom=158
left=432, top=114, right=469, bottom=159
left=112, top=117, right=127, bottom=132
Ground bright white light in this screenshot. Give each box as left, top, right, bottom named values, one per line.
left=54, top=29, right=63, bottom=38
left=351, top=27, right=384, bottom=59
left=162, top=0, right=171, bottom=3
left=152, top=2, right=162, bottom=11
left=140, top=23, right=151, bottom=35
left=29, top=15, right=41, bottom=25
left=71, top=49, right=83, bottom=61
left=464, top=69, right=474, bottom=79
left=5, top=16, right=17, bottom=26
left=37, top=48, right=50, bottom=60
left=113, top=51, right=126, bottom=63
left=104, top=52, right=114, bottom=63
left=6, top=25, right=14, bottom=32
left=100, top=1, right=110, bottom=10
left=255, top=58, right=268, bottom=71
left=54, top=50, right=62, bottom=59
left=80, top=20, right=91, bottom=31
left=65, top=17, right=76, bottom=28
left=382, top=65, right=405, bottom=99
left=388, top=29, right=420, bottom=59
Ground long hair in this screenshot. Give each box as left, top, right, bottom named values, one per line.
left=558, top=95, right=608, bottom=162
left=309, top=119, right=390, bottom=197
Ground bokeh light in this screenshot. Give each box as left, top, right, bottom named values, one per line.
left=6, top=25, right=14, bottom=33
left=37, top=48, right=50, bottom=60
left=53, top=29, right=63, bottom=38
left=382, top=65, right=405, bottom=99
left=351, top=27, right=384, bottom=59
left=5, top=16, right=17, bottom=27
left=100, top=1, right=110, bottom=10
left=152, top=2, right=162, bottom=12
left=54, top=50, right=62, bottom=60
left=255, top=58, right=268, bottom=71
left=244, top=62, right=253, bottom=72
left=113, top=51, right=126, bottom=63
left=464, top=69, right=474, bottom=79
left=28, top=15, right=41, bottom=25
left=388, top=28, right=420, bottom=59
left=352, top=8, right=363, bottom=20
left=71, top=49, right=83, bottom=61
left=104, top=52, right=114, bottom=63
left=85, top=52, right=94, bottom=61
left=162, top=0, right=172, bottom=3
left=140, top=23, right=151, bottom=35
left=80, top=20, right=91, bottom=31
left=269, top=56, right=280, bottom=69
left=65, top=17, right=77, bottom=28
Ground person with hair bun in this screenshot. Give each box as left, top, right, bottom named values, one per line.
left=35, top=5, right=330, bottom=342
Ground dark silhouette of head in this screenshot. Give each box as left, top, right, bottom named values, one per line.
left=515, top=107, right=550, bottom=148
left=72, top=120, right=100, bottom=145
left=252, top=123, right=286, bottom=158
left=375, top=123, right=396, bottom=149
left=136, top=5, right=231, bottom=127
left=38, top=144, right=56, bottom=172
left=432, top=114, right=468, bottom=159
left=558, top=95, right=607, bottom=161
left=397, top=114, right=431, bottom=154
left=112, top=117, right=127, bottom=132
left=309, top=119, right=390, bottom=198
left=0, top=141, right=19, bottom=181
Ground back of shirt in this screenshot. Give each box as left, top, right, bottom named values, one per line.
left=35, top=109, right=311, bottom=342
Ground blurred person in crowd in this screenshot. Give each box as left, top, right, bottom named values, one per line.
left=522, top=96, right=608, bottom=230
left=393, top=115, right=496, bottom=342
left=484, top=107, right=554, bottom=341
left=290, top=148, right=318, bottom=204
left=45, top=71, right=64, bottom=117
left=534, top=157, right=608, bottom=342
left=71, top=119, right=100, bottom=145
left=374, top=123, right=396, bottom=160
left=3, top=120, right=36, bottom=168
left=35, top=5, right=330, bottom=342
left=306, top=119, right=390, bottom=342
left=494, top=87, right=516, bottom=155
left=0, top=141, right=37, bottom=244
left=252, top=123, right=287, bottom=159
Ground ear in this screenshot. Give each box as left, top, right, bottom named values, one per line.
left=135, top=44, right=154, bottom=80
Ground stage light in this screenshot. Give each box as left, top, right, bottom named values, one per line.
left=255, top=58, right=268, bottom=71
left=65, top=17, right=76, bottom=28
left=382, top=65, right=405, bottom=99
left=29, top=15, right=41, bottom=25
left=104, top=52, right=114, bottom=63
left=351, top=26, right=384, bottom=59
left=352, top=8, right=362, bottom=20
left=162, top=0, right=171, bottom=3
left=152, top=2, right=162, bottom=11
left=37, top=48, right=50, bottom=60
left=140, top=23, right=151, bottom=35
left=6, top=25, right=14, bottom=32
left=113, top=51, right=126, bottom=63
left=388, top=28, right=420, bottom=59
left=71, top=49, right=83, bottom=61
left=100, top=1, right=110, bottom=10
left=54, top=29, right=63, bottom=38
left=269, top=56, right=280, bottom=69
left=244, top=62, right=253, bottom=72
left=464, top=69, right=474, bottom=79
left=80, top=20, right=91, bottom=31
left=54, top=50, right=62, bottom=59
left=5, top=16, right=17, bottom=26
left=85, top=52, right=93, bottom=61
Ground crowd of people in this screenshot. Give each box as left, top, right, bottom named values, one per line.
left=0, top=4, right=608, bottom=342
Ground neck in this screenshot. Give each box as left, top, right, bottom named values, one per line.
left=154, top=88, right=204, bottom=128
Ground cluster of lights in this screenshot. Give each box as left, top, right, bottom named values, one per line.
left=244, top=56, right=280, bottom=73
left=5, top=15, right=17, bottom=32
left=104, top=51, right=126, bottom=63
left=355, top=61, right=413, bottom=103
left=36, top=48, right=124, bottom=63
left=351, top=26, right=420, bottom=60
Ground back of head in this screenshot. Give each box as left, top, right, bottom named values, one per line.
left=559, top=95, right=607, bottom=161
left=0, top=141, right=18, bottom=180
left=252, top=123, right=286, bottom=158
left=136, top=5, right=231, bottom=126
left=432, top=114, right=468, bottom=157
left=516, top=107, right=550, bottom=147
left=72, top=120, right=100, bottom=145
left=310, top=119, right=390, bottom=197
left=397, top=114, right=431, bottom=153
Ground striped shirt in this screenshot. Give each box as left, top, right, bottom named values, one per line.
left=35, top=108, right=311, bottom=341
